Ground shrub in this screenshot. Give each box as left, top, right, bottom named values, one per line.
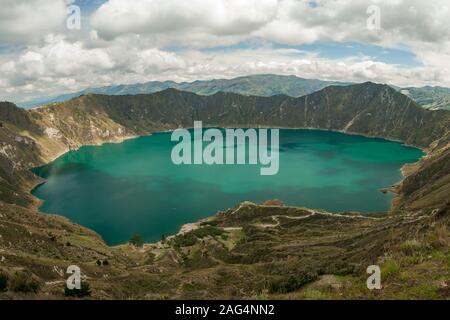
left=0, top=273, right=8, bottom=292
left=10, top=272, right=40, bottom=293
left=145, top=252, right=156, bottom=265
left=269, top=272, right=318, bottom=294
left=129, top=234, right=144, bottom=247
left=173, top=232, right=197, bottom=247
left=172, top=226, right=225, bottom=248
left=64, top=281, right=91, bottom=298
left=192, top=226, right=224, bottom=238
left=427, top=223, right=449, bottom=249
left=382, top=260, right=401, bottom=281
left=399, top=240, right=423, bottom=256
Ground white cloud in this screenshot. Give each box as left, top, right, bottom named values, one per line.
left=90, top=0, right=450, bottom=48
left=0, top=0, right=66, bottom=43
left=1, top=0, right=450, bottom=102
left=2, top=37, right=447, bottom=103
left=91, top=0, right=278, bottom=45
left=0, top=35, right=187, bottom=101
left=178, top=48, right=448, bottom=88
left=87, top=0, right=450, bottom=88
left=256, top=0, right=450, bottom=47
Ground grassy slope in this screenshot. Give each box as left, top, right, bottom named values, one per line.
left=0, top=82, right=449, bottom=299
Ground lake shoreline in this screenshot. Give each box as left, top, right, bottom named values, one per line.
left=29, top=126, right=424, bottom=246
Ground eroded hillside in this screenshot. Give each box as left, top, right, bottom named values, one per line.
left=0, top=82, right=448, bottom=299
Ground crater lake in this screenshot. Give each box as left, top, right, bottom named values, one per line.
left=32, top=129, right=423, bottom=245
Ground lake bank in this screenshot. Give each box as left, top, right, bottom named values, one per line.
left=31, top=128, right=423, bottom=245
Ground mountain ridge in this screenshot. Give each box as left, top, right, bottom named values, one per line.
left=16, top=74, right=450, bottom=112
left=0, top=81, right=448, bottom=299
left=2, top=81, right=448, bottom=211
left=15, top=74, right=353, bottom=108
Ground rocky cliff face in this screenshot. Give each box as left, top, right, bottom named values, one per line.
left=5, top=82, right=449, bottom=210
left=28, top=82, right=450, bottom=151
left=0, top=82, right=448, bottom=299
left=399, top=136, right=450, bottom=210
left=1, top=82, right=450, bottom=209
left=1, top=82, right=450, bottom=211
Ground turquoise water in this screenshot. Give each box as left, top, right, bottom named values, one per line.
left=32, top=129, right=423, bottom=245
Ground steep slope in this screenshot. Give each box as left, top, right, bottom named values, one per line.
left=30, top=82, right=449, bottom=149
left=4, top=82, right=450, bottom=210
left=2, top=81, right=450, bottom=213
left=0, top=82, right=448, bottom=299
left=398, top=133, right=450, bottom=210
left=17, top=74, right=450, bottom=112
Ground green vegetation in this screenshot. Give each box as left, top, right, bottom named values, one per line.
left=191, top=226, right=224, bottom=238
left=172, top=227, right=226, bottom=248
left=0, top=82, right=448, bottom=299
left=145, top=252, right=156, bottom=265
left=172, top=232, right=197, bottom=247
left=95, top=259, right=110, bottom=266
left=9, top=272, right=40, bottom=293
left=64, top=282, right=91, bottom=298
left=129, top=234, right=144, bottom=247
left=382, top=260, right=401, bottom=281
left=0, top=273, right=8, bottom=292
left=269, top=273, right=318, bottom=294
left=399, top=239, right=424, bottom=256
left=426, top=224, right=449, bottom=249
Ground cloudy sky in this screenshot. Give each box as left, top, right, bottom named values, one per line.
left=1, top=0, right=449, bottom=103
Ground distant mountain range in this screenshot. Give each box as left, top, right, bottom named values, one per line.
left=16, top=75, right=351, bottom=108
left=399, top=86, right=450, bottom=110
left=17, top=74, right=450, bottom=111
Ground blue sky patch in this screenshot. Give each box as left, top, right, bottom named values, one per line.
left=194, top=40, right=421, bottom=67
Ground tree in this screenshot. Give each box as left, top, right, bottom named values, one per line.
left=129, top=234, right=143, bottom=247
left=64, top=281, right=91, bottom=298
